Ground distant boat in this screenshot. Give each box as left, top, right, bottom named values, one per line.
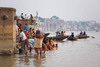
left=77, top=36, right=89, bottom=39
left=48, top=35, right=68, bottom=41
left=96, top=30, right=99, bottom=32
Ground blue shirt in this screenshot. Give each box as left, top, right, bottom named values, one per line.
left=24, top=25, right=27, bottom=30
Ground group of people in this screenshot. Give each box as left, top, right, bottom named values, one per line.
left=21, top=13, right=33, bottom=20
left=79, top=31, right=87, bottom=36
left=56, top=31, right=65, bottom=37
left=16, top=25, right=58, bottom=56
left=70, top=31, right=87, bottom=37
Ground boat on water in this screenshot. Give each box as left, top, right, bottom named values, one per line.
left=76, top=34, right=89, bottom=39
left=48, top=35, right=69, bottom=41
left=67, top=37, right=78, bottom=41
left=96, top=30, right=99, bottom=32
left=77, top=31, right=89, bottom=39
left=77, top=36, right=89, bottom=39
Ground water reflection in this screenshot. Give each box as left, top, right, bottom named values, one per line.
left=14, top=53, right=46, bottom=67
left=0, top=55, right=16, bottom=67
left=33, top=54, right=46, bottom=67
left=33, top=57, right=42, bottom=67
left=24, top=56, right=29, bottom=65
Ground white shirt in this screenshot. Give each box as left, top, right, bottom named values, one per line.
left=20, top=31, right=26, bottom=40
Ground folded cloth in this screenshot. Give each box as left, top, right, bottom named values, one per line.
left=34, top=38, right=43, bottom=48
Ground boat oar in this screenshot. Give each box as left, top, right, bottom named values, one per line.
left=91, top=36, right=95, bottom=38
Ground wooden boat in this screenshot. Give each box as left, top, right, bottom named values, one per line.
left=67, top=37, right=78, bottom=40
left=77, top=36, right=89, bottom=39
left=48, top=35, right=68, bottom=41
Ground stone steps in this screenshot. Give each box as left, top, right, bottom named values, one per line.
left=16, top=34, right=20, bottom=42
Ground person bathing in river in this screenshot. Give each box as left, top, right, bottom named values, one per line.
left=34, top=30, right=44, bottom=56
left=43, top=36, right=48, bottom=52
left=28, top=37, right=34, bottom=53
left=43, top=38, right=52, bottom=50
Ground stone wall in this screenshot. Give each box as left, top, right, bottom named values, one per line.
left=0, top=7, right=16, bottom=54
left=20, top=19, right=37, bottom=32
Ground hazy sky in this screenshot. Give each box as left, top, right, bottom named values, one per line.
left=0, top=0, right=100, bottom=22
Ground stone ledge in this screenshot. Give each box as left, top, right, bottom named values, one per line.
left=0, top=7, right=16, bottom=12
left=0, top=49, right=13, bottom=55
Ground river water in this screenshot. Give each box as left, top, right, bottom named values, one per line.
left=0, top=31, right=100, bottom=67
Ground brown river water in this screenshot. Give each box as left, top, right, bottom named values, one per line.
left=0, top=31, right=100, bottom=67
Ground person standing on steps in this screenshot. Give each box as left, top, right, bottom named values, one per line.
left=19, top=30, right=28, bottom=55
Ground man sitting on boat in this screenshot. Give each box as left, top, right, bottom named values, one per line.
left=67, top=32, right=77, bottom=40
left=71, top=32, right=74, bottom=37
left=61, top=31, right=64, bottom=36
left=83, top=31, right=87, bottom=36
left=80, top=31, right=83, bottom=36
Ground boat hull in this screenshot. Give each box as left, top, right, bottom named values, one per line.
left=77, top=36, right=89, bottom=39
left=48, top=36, right=68, bottom=41
left=67, top=37, right=78, bottom=40
left=44, top=33, right=50, bottom=36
